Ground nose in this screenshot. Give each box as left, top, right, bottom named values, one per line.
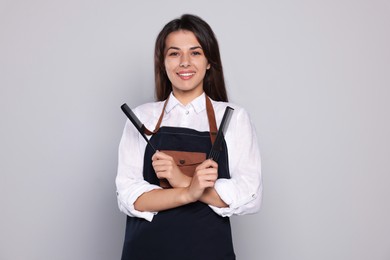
left=179, top=54, right=190, bottom=67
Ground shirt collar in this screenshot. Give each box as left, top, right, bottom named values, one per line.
left=165, top=92, right=206, bottom=114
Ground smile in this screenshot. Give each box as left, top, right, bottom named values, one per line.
left=178, top=72, right=195, bottom=76
left=177, top=71, right=195, bottom=80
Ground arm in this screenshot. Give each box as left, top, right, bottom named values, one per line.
left=151, top=152, right=228, bottom=208
left=134, top=187, right=192, bottom=212
left=209, top=107, right=263, bottom=217
left=199, top=187, right=228, bottom=207
left=149, top=106, right=262, bottom=215
left=116, top=119, right=163, bottom=222
left=116, top=119, right=223, bottom=220
left=135, top=159, right=219, bottom=212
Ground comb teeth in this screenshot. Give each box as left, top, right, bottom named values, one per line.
left=208, top=106, right=234, bottom=160
left=219, top=107, right=234, bottom=134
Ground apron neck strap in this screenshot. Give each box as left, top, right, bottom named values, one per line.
left=206, top=95, right=218, bottom=145
left=142, top=95, right=169, bottom=136
left=144, top=94, right=218, bottom=145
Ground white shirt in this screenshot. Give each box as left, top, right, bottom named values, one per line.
left=116, top=92, right=262, bottom=222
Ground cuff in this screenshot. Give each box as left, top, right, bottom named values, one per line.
left=117, top=184, right=162, bottom=222
left=208, top=178, right=259, bottom=217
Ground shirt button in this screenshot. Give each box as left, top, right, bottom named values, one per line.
left=185, top=110, right=189, bottom=115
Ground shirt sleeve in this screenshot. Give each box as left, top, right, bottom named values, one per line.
left=115, top=119, right=162, bottom=222
left=209, top=107, right=263, bottom=217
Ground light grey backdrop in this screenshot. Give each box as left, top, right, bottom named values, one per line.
left=1, top=0, right=389, bottom=259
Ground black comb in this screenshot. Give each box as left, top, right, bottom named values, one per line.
left=208, top=106, right=234, bottom=161
left=121, top=103, right=156, bottom=152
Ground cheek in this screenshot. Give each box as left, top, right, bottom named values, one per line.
left=164, top=60, right=175, bottom=73
left=199, top=59, right=210, bottom=71
left=164, top=61, right=176, bottom=81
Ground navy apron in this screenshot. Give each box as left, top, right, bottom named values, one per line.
left=121, top=95, right=235, bottom=260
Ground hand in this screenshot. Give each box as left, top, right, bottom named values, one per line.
left=152, top=151, right=191, bottom=188
left=185, top=159, right=218, bottom=203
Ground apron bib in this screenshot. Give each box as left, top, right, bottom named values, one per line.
left=121, top=95, right=235, bottom=260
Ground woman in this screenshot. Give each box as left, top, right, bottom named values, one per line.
left=116, top=14, right=262, bottom=260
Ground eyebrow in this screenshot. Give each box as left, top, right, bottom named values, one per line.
left=166, top=46, right=203, bottom=51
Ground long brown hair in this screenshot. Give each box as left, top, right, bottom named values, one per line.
left=154, top=14, right=228, bottom=102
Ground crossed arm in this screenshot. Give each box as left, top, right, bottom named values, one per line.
left=134, top=151, right=228, bottom=212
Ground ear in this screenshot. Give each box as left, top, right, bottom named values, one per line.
left=207, top=63, right=211, bottom=70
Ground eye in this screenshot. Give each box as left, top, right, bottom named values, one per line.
left=191, top=51, right=202, bottom=56
left=168, top=52, right=179, bottom=57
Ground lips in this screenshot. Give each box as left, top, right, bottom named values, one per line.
left=177, top=71, right=195, bottom=80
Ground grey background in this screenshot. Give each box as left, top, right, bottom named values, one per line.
left=1, top=0, right=389, bottom=259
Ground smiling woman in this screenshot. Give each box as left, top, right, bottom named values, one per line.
left=116, top=14, right=262, bottom=260
left=164, top=30, right=211, bottom=104
left=154, top=14, right=228, bottom=103
left=164, top=30, right=210, bottom=105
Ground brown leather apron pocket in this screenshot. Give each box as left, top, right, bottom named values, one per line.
left=159, top=150, right=206, bottom=188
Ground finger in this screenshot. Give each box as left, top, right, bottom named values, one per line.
left=198, top=178, right=216, bottom=188
left=156, top=172, right=167, bottom=179
left=206, top=159, right=218, bottom=168
left=152, top=151, right=166, bottom=161
left=155, top=167, right=168, bottom=178
left=151, top=150, right=160, bottom=161
left=196, top=167, right=218, bottom=176
left=196, top=172, right=217, bottom=183
left=208, top=174, right=218, bottom=182
left=204, top=173, right=218, bottom=182
left=152, top=160, right=169, bottom=167
left=153, top=159, right=176, bottom=170
left=153, top=165, right=165, bottom=172
left=197, top=159, right=218, bottom=170
left=156, top=151, right=173, bottom=160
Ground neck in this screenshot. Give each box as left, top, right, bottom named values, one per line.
left=172, top=89, right=204, bottom=105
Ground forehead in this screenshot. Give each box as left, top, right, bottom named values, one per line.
left=165, top=30, right=201, bottom=49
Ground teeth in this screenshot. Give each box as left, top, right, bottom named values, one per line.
left=178, top=73, right=195, bottom=77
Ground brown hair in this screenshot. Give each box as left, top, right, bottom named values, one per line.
left=154, top=14, right=228, bottom=102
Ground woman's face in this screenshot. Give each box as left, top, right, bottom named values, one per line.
left=164, top=30, right=210, bottom=104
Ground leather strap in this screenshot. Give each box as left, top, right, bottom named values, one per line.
left=143, top=95, right=170, bottom=136
left=205, top=95, right=217, bottom=145
left=143, top=94, right=218, bottom=145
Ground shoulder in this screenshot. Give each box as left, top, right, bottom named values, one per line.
left=132, top=100, right=165, bottom=125
left=210, top=99, right=251, bottom=122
